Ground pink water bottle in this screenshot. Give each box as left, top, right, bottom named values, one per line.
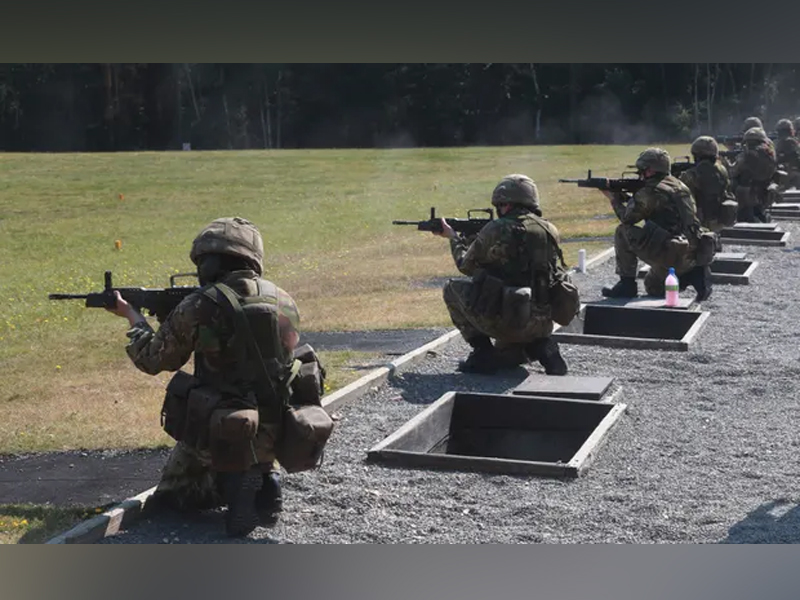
left=665, top=267, right=680, bottom=307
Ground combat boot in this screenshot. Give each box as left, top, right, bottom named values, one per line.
left=255, top=470, right=283, bottom=526
left=457, top=336, right=500, bottom=374
left=601, top=277, right=638, bottom=299
left=222, top=466, right=263, bottom=537
left=525, top=337, right=568, bottom=376
left=689, top=265, right=713, bottom=302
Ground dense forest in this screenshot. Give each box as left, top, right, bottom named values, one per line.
left=1, top=63, right=799, bottom=152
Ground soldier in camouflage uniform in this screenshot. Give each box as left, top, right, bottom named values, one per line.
left=601, top=148, right=713, bottom=301
left=678, top=136, right=738, bottom=234
left=729, top=127, right=778, bottom=222
left=106, top=217, right=301, bottom=537
left=435, top=174, right=569, bottom=376
left=774, top=118, right=800, bottom=190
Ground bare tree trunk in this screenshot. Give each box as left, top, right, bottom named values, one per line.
left=569, top=63, right=578, bottom=142
left=222, top=93, right=232, bottom=149
left=763, top=63, right=774, bottom=122
left=264, top=81, right=272, bottom=149
left=276, top=70, right=282, bottom=149
left=749, top=63, right=756, bottom=113
left=529, top=63, right=542, bottom=141
left=260, top=102, right=268, bottom=149
left=693, top=63, right=700, bottom=130
left=661, top=63, right=669, bottom=113
left=183, top=63, right=201, bottom=123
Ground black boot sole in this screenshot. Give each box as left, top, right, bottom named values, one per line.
left=224, top=468, right=263, bottom=537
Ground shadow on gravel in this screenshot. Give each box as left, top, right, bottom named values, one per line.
left=389, top=368, right=531, bottom=405
left=720, top=499, right=800, bottom=543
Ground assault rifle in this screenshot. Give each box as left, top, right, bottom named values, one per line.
left=719, top=149, right=741, bottom=161
left=49, top=271, right=199, bottom=323
left=392, top=206, right=494, bottom=236
left=670, top=156, right=694, bottom=177
left=558, top=169, right=645, bottom=193
left=716, top=132, right=778, bottom=146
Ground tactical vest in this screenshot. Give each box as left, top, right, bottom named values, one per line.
left=690, top=160, right=731, bottom=219
left=650, top=175, right=700, bottom=239
left=196, top=274, right=293, bottom=423
left=739, top=144, right=777, bottom=183
left=519, top=213, right=564, bottom=306
left=776, top=138, right=800, bottom=169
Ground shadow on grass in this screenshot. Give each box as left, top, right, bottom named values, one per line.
left=0, top=502, right=114, bottom=544
left=719, top=499, right=800, bottom=544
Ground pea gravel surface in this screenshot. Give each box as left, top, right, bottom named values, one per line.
left=101, top=222, right=800, bottom=544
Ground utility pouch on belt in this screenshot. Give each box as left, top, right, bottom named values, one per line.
left=695, top=231, right=717, bottom=266
left=279, top=404, right=335, bottom=473
left=183, top=385, right=225, bottom=450
left=208, top=408, right=260, bottom=472
left=290, top=344, right=327, bottom=406
left=501, top=286, right=532, bottom=330
left=468, top=269, right=505, bottom=317
left=161, top=370, right=202, bottom=442
left=719, top=199, right=738, bottom=227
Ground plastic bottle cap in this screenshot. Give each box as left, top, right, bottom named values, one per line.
left=668, top=267, right=676, bottom=275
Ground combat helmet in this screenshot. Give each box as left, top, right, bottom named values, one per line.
left=491, top=174, right=540, bottom=211
left=776, top=118, right=795, bottom=137
left=690, top=136, right=719, bottom=159
left=190, top=217, right=265, bottom=275
left=742, top=116, right=764, bottom=131
left=743, top=127, right=769, bottom=144
left=634, top=148, right=671, bottom=175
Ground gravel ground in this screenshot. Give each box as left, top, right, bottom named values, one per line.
left=101, top=223, right=800, bottom=544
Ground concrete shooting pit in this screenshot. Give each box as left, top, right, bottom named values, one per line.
left=551, top=303, right=710, bottom=351
left=511, top=374, right=616, bottom=402
left=366, top=391, right=627, bottom=478
left=769, top=203, right=800, bottom=220
left=727, top=222, right=780, bottom=231
left=586, top=296, right=698, bottom=310
left=718, top=227, right=790, bottom=247
left=638, top=259, right=759, bottom=286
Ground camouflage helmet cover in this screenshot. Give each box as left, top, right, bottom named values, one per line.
left=742, top=116, right=764, bottom=131
left=491, top=174, right=540, bottom=209
left=690, top=136, right=719, bottom=158
left=776, top=118, right=795, bottom=135
left=634, top=147, right=671, bottom=174
left=190, top=217, right=265, bottom=275
left=743, top=127, right=769, bottom=144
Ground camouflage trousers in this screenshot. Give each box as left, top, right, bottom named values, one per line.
left=152, top=424, right=280, bottom=512
left=443, top=278, right=553, bottom=361
left=614, top=223, right=695, bottom=297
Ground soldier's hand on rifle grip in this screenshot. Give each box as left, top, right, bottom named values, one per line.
left=434, top=218, right=456, bottom=240
left=105, top=291, right=147, bottom=327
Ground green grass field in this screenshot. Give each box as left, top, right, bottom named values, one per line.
left=0, top=144, right=690, bottom=456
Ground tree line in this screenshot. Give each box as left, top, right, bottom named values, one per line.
left=1, top=63, right=799, bottom=152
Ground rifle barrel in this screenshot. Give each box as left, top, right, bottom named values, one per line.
left=392, top=220, right=421, bottom=225
left=48, top=293, right=90, bottom=299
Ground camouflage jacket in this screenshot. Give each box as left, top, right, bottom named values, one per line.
left=614, top=174, right=700, bottom=238
left=449, top=206, right=561, bottom=288
left=679, top=159, right=734, bottom=223
left=775, top=137, right=800, bottom=170
left=126, top=270, right=300, bottom=395
left=731, top=141, right=777, bottom=185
